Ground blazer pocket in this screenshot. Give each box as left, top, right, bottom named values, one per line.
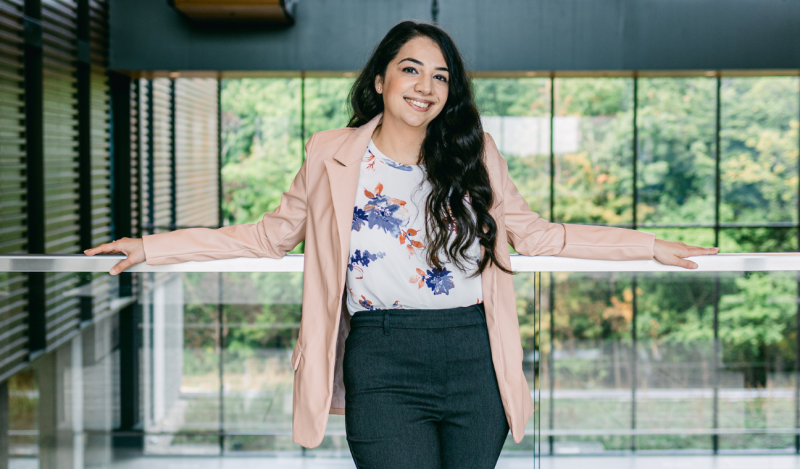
left=291, top=345, right=303, bottom=371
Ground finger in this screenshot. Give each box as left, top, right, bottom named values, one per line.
left=110, top=258, right=134, bottom=276
left=699, top=246, right=719, bottom=255
left=686, top=246, right=716, bottom=256
left=673, top=256, right=698, bottom=269
left=85, top=243, right=114, bottom=255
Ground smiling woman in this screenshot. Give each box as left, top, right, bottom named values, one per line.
left=85, top=19, right=717, bottom=469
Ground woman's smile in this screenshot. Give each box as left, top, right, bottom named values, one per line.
left=404, top=97, right=433, bottom=111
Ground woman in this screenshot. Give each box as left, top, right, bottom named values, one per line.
left=86, top=20, right=717, bottom=469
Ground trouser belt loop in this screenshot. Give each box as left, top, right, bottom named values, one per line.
left=383, top=310, right=390, bottom=335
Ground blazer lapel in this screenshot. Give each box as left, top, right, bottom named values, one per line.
left=324, top=112, right=384, bottom=272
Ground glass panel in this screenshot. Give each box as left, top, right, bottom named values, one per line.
left=474, top=78, right=552, bottom=218
left=220, top=78, right=303, bottom=229
left=143, top=273, right=221, bottom=455
left=511, top=271, right=544, bottom=457
left=637, top=78, right=717, bottom=227
left=717, top=271, right=797, bottom=451
left=7, top=320, right=120, bottom=467
left=8, top=370, right=37, bottom=461
left=550, top=272, right=634, bottom=453
left=303, top=77, right=355, bottom=135
left=217, top=272, right=308, bottom=453
left=720, top=227, right=799, bottom=253
left=554, top=78, right=634, bottom=226
left=720, top=77, right=800, bottom=226
left=635, top=272, right=716, bottom=451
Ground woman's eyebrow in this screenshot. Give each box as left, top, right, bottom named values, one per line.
left=398, top=57, right=449, bottom=72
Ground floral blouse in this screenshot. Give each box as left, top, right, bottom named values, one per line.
left=345, top=139, right=484, bottom=315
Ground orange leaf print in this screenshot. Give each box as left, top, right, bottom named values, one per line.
left=375, top=183, right=383, bottom=195
left=418, top=279, right=424, bottom=288
left=364, top=204, right=374, bottom=210
left=399, top=233, right=406, bottom=244
left=407, top=229, right=418, bottom=235
left=406, top=245, right=415, bottom=257
left=416, top=268, right=425, bottom=276
left=409, top=274, right=420, bottom=283
left=411, top=240, right=424, bottom=248
left=364, top=189, right=375, bottom=198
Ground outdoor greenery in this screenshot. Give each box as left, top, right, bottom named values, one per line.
left=168, top=76, right=800, bottom=453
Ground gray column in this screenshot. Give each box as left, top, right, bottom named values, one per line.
left=0, top=380, right=8, bottom=469
left=34, top=338, right=84, bottom=469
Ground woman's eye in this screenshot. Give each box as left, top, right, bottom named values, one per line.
left=403, top=67, right=417, bottom=74
left=435, top=75, right=448, bottom=83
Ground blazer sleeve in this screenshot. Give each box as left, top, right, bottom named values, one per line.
left=141, top=133, right=315, bottom=265
left=488, top=133, right=656, bottom=261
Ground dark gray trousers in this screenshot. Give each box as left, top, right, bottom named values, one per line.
left=343, top=303, right=509, bottom=469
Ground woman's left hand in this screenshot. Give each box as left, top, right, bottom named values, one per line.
left=653, top=239, right=719, bottom=269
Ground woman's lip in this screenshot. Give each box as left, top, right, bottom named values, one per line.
left=405, top=97, right=432, bottom=112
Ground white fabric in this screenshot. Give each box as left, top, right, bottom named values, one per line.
left=345, top=139, right=484, bottom=315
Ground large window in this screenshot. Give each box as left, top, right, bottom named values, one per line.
left=202, top=73, right=800, bottom=455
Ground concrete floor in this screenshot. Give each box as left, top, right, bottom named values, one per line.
left=11, top=455, right=800, bottom=469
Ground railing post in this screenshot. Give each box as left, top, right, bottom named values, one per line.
left=0, top=380, right=7, bottom=469
left=24, top=0, right=46, bottom=356
left=77, top=0, right=93, bottom=321
left=169, top=79, right=177, bottom=231
left=795, top=272, right=799, bottom=453
left=110, top=71, right=134, bottom=297
left=631, top=274, right=638, bottom=453
left=713, top=274, right=720, bottom=453
left=548, top=273, right=555, bottom=455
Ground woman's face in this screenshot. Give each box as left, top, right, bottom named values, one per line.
left=375, top=36, right=450, bottom=130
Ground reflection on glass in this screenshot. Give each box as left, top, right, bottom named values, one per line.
left=511, top=271, right=542, bottom=455
left=720, top=77, right=800, bottom=226
left=550, top=272, right=634, bottom=453
left=142, top=273, right=220, bottom=455
left=717, top=271, right=797, bottom=450
left=635, top=272, right=716, bottom=450
left=554, top=78, right=633, bottom=225
left=474, top=78, right=551, bottom=218
left=637, top=78, right=716, bottom=227
left=217, top=272, right=306, bottom=453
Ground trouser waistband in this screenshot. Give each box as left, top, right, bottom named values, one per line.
left=349, top=303, right=486, bottom=335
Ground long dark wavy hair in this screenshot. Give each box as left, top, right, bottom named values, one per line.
left=347, top=20, right=513, bottom=277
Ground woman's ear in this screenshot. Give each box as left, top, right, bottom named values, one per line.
left=374, top=75, right=383, bottom=94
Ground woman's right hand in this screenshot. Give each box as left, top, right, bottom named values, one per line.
left=84, top=237, right=146, bottom=276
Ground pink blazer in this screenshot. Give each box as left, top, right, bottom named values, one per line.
left=141, top=112, right=655, bottom=448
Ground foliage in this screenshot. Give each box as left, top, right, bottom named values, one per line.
left=203, top=76, right=800, bottom=450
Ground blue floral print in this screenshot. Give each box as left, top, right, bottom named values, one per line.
left=352, top=206, right=369, bottom=231
left=362, top=183, right=409, bottom=237
left=346, top=139, right=484, bottom=314
left=358, top=295, right=376, bottom=310
left=349, top=249, right=386, bottom=269
left=348, top=249, right=386, bottom=279
left=409, top=267, right=455, bottom=295
left=362, top=148, right=414, bottom=172
left=382, top=158, right=414, bottom=171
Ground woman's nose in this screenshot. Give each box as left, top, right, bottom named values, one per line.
left=414, top=76, right=433, bottom=94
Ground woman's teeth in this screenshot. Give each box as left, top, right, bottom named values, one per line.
left=405, top=98, right=431, bottom=108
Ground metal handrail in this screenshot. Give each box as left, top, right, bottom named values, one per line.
left=1, top=253, right=798, bottom=273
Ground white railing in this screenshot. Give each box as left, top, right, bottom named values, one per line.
left=0, top=253, right=798, bottom=272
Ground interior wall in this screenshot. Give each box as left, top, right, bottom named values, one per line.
left=110, top=0, right=800, bottom=72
